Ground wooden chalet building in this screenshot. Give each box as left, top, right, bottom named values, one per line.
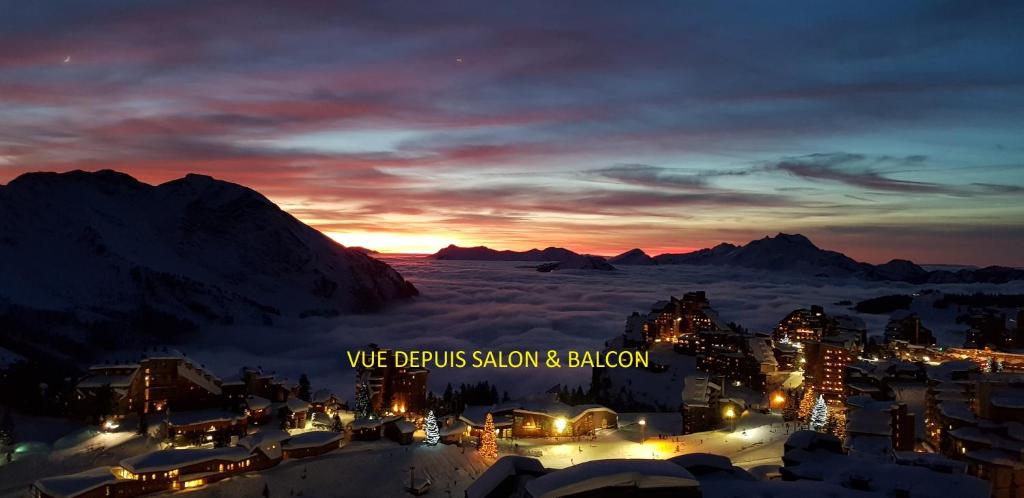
left=460, top=394, right=617, bottom=439
left=31, top=430, right=343, bottom=498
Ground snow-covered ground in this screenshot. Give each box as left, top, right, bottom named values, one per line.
left=141, top=409, right=792, bottom=498
left=3, top=408, right=795, bottom=498
left=0, top=426, right=153, bottom=498
left=507, top=411, right=790, bottom=470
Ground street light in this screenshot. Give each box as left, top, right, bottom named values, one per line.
left=554, top=417, right=567, bottom=435
left=724, top=407, right=736, bottom=432
left=771, top=393, right=786, bottom=412
left=638, top=418, right=646, bottom=444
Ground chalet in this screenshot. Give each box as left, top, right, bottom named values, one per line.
left=281, top=431, right=344, bottom=459
left=349, top=418, right=383, bottom=441
left=244, top=395, right=272, bottom=424
left=382, top=416, right=417, bottom=445
left=460, top=395, right=617, bottom=439
left=32, top=430, right=343, bottom=498
left=439, top=420, right=470, bottom=445
left=282, top=397, right=311, bottom=429
left=164, top=409, right=247, bottom=446
left=310, top=389, right=339, bottom=414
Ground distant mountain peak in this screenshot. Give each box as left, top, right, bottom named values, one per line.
left=768, top=233, right=815, bottom=246
left=608, top=248, right=655, bottom=265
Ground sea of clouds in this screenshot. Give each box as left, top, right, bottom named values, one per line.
left=187, top=256, right=1024, bottom=401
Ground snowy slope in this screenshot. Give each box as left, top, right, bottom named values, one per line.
left=0, top=170, right=417, bottom=354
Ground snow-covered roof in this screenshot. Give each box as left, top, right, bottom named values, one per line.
left=965, top=449, right=1024, bottom=468
left=283, top=431, right=343, bottom=450
left=237, top=429, right=291, bottom=450
left=668, top=453, right=734, bottom=475
left=785, top=445, right=989, bottom=497
left=465, top=456, right=546, bottom=498
left=459, top=404, right=517, bottom=427
left=392, top=420, right=416, bottom=433
left=525, top=459, right=698, bottom=498
left=949, top=426, right=993, bottom=445
left=939, top=401, right=977, bottom=423
left=846, top=409, right=892, bottom=436
left=440, top=421, right=468, bottom=436
left=120, top=447, right=249, bottom=473
left=846, top=434, right=893, bottom=460
left=311, top=389, right=333, bottom=404
left=166, top=409, right=243, bottom=427
left=246, top=395, right=272, bottom=410
left=77, top=373, right=136, bottom=389
left=286, top=397, right=311, bottom=412
left=747, top=338, right=777, bottom=366
left=34, top=467, right=119, bottom=498
left=350, top=418, right=382, bottom=430
left=682, top=375, right=721, bottom=406
left=461, top=397, right=615, bottom=427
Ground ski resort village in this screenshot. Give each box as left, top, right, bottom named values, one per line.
left=2, top=291, right=1024, bottom=498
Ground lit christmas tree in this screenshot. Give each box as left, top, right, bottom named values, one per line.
left=424, top=410, right=440, bottom=445
left=809, top=394, right=828, bottom=431
left=479, top=413, right=498, bottom=459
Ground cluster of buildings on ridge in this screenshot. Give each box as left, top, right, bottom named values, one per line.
left=610, top=291, right=1024, bottom=497
left=71, top=349, right=338, bottom=446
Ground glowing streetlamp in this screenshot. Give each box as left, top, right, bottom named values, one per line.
left=771, top=392, right=786, bottom=412
left=723, top=407, right=736, bottom=432
left=638, top=418, right=647, bottom=444
left=553, top=417, right=567, bottom=435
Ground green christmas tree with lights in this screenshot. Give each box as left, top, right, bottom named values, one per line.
left=424, top=410, right=440, bottom=445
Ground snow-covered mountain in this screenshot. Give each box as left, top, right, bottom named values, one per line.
left=0, top=170, right=417, bottom=354
left=430, top=245, right=615, bottom=270
left=649, top=233, right=1023, bottom=283
left=607, top=248, right=655, bottom=265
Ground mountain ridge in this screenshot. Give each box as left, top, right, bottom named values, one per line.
left=0, top=169, right=418, bottom=360
left=621, top=233, right=1023, bottom=283
left=429, top=244, right=615, bottom=271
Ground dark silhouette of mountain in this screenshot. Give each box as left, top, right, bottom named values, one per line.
left=430, top=245, right=615, bottom=270
left=650, top=233, right=1022, bottom=283
left=0, top=170, right=417, bottom=359
left=607, top=248, right=655, bottom=265
left=348, top=246, right=379, bottom=254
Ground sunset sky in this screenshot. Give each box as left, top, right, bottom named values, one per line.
left=2, top=1, right=1023, bottom=264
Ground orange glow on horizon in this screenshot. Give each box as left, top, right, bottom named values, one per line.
left=323, top=229, right=703, bottom=256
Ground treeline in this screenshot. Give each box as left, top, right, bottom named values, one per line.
left=854, top=294, right=913, bottom=314
left=430, top=381, right=509, bottom=415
